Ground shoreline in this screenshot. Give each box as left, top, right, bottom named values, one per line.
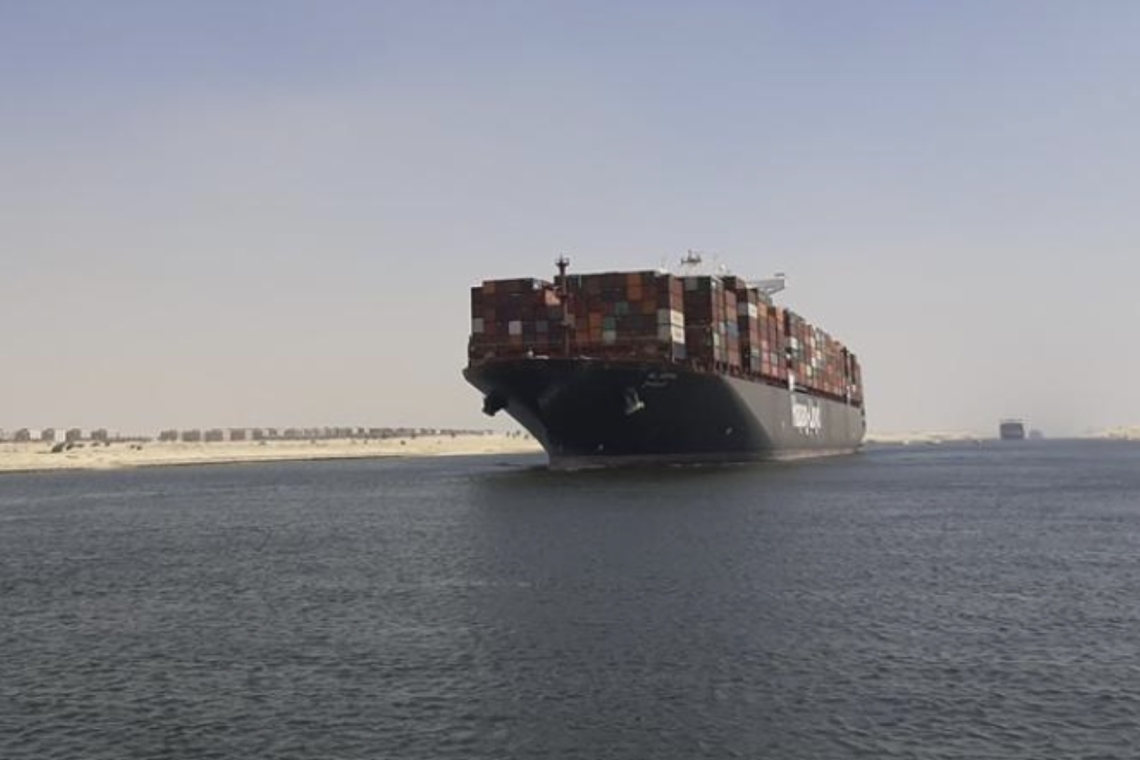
left=865, top=431, right=1140, bottom=445
left=0, top=435, right=543, bottom=474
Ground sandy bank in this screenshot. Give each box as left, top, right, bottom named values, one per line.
left=0, top=435, right=542, bottom=474
left=867, top=428, right=1140, bottom=444
left=1088, top=427, right=1140, bottom=441
left=864, top=431, right=986, bottom=445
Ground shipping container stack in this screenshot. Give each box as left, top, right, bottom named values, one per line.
left=469, top=269, right=864, bottom=408
left=806, top=325, right=821, bottom=392
left=468, top=277, right=565, bottom=361
left=738, top=287, right=763, bottom=375
left=820, top=330, right=836, bottom=396
left=828, top=336, right=846, bottom=398
left=799, top=321, right=810, bottom=388
left=772, top=307, right=862, bottom=403
left=762, top=307, right=782, bottom=382
left=821, top=335, right=838, bottom=397
left=557, top=271, right=686, bottom=361
left=470, top=271, right=688, bottom=363
left=801, top=320, right=814, bottom=390
left=848, top=354, right=864, bottom=406
left=782, top=309, right=802, bottom=388
left=653, top=274, right=688, bottom=359
left=720, top=276, right=766, bottom=378
left=724, top=288, right=741, bottom=370
left=682, top=276, right=744, bottom=370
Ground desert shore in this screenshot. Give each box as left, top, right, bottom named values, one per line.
left=865, top=428, right=1140, bottom=445
left=863, top=431, right=986, bottom=445
left=0, top=434, right=543, bottom=474
left=1094, top=427, right=1140, bottom=441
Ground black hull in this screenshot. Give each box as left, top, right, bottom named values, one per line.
left=464, top=358, right=866, bottom=469
left=999, top=422, right=1026, bottom=441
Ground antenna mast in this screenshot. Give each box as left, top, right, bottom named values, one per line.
left=679, top=250, right=703, bottom=272
left=555, top=255, right=572, bottom=357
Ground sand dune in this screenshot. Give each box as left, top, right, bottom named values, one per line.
left=0, top=434, right=542, bottom=474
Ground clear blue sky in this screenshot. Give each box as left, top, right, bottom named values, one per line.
left=2, top=1, right=1138, bottom=435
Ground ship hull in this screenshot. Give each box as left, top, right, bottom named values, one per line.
left=464, top=358, right=866, bottom=469
left=999, top=422, right=1026, bottom=440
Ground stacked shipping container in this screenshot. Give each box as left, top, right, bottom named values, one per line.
left=778, top=309, right=864, bottom=404
left=469, top=272, right=686, bottom=362
left=469, top=278, right=567, bottom=356
left=469, top=271, right=864, bottom=406
left=682, top=276, right=734, bottom=369
left=562, top=271, right=686, bottom=361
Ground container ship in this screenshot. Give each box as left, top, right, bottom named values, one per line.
left=464, top=257, right=866, bottom=468
left=999, top=419, right=1027, bottom=440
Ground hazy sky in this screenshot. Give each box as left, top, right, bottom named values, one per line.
left=2, top=1, right=1138, bottom=436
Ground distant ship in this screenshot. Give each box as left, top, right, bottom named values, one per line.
left=999, top=419, right=1026, bottom=440
left=463, top=257, right=866, bottom=468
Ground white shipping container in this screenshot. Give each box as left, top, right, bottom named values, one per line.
left=603, top=330, right=617, bottom=344
left=672, top=324, right=685, bottom=344
left=508, top=320, right=523, bottom=336
left=472, top=317, right=485, bottom=334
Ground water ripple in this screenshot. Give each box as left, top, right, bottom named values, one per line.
left=2, top=444, right=1140, bottom=758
